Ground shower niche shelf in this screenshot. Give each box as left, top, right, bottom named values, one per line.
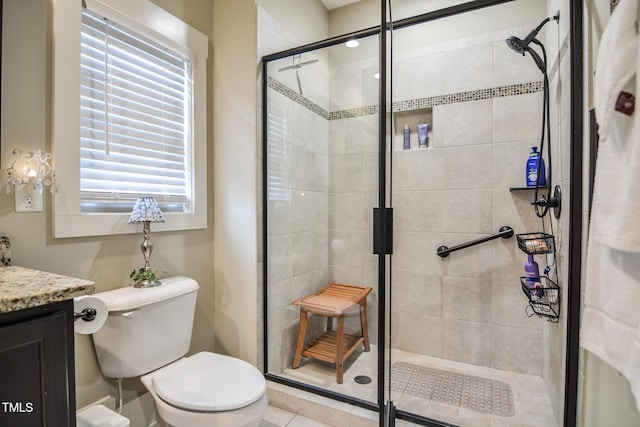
left=392, top=107, right=432, bottom=151
left=520, top=276, right=560, bottom=322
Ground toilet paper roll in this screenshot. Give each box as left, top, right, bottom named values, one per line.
left=73, top=295, right=108, bottom=335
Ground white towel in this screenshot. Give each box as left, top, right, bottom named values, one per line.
left=581, top=247, right=640, bottom=380
left=592, top=0, right=639, bottom=253
left=581, top=0, right=640, bottom=412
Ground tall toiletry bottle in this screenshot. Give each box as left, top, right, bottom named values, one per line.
left=418, top=123, right=429, bottom=148
left=526, top=146, right=546, bottom=187
left=524, top=254, right=542, bottom=298
left=403, top=124, right=411, bottom=150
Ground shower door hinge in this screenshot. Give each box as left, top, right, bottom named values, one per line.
left=373, top=207, right=393, bottom=255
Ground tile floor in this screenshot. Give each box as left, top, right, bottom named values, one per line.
left=266, top=345, right=559, bottom=427
left=260, top=405, right=334, bottom=427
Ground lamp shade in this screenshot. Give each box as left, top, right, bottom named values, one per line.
left=128, top=197, right=166, bottom=224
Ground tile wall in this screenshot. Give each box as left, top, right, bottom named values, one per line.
left=325, top=25, right=556, bottom=376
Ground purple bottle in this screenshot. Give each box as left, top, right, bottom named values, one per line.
left=524, top=254, right=542, bottom=298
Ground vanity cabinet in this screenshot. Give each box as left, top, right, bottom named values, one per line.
left=0, top=300, right=76, bottom=427
left=0, top=266, right=94, bottom=427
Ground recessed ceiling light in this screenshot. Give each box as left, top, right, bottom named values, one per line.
left=374, top=72, right=380, bottom=79
left=345, top=39, right=359, bottom=48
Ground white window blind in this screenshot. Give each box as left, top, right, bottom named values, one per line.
left=80, top=9, right=193, bottom=213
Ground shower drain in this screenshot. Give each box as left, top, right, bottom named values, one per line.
left=354, top=375, right=372, bottom=384
left=391, top=362, right=514, bottom=417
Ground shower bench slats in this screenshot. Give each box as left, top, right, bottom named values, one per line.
left=291, top=282, right=372, bottom=384
left=302, top=330, right=362, bottom=362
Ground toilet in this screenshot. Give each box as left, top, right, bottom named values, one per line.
left=90, top=276, right=267, bottom=427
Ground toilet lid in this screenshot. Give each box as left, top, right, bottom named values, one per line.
left=152, top=352, right=266, bottom=412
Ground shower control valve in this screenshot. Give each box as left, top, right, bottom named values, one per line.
left=531, top=185, right=562, bottom=219
left=531, top=196, right=559, bottom=208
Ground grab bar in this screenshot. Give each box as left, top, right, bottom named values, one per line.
left=437, top=226, right=514, bottom=258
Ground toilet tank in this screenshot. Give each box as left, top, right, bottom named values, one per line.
left=91, top=276, right=199, bottom=378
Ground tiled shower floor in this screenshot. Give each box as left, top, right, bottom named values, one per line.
left=275, top=345, right=558, bottom=427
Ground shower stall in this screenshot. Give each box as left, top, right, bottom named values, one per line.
left=261, top=0, right=582, bottom=426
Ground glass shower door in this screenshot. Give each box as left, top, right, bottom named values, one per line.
left=263, top=32, right=383, bottom=408
left=386, top=1, right=567, bottom=426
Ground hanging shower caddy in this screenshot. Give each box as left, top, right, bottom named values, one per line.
left=517, top=233, right=560, bottom=322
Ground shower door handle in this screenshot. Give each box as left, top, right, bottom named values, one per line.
left=373, top=208, right=393, bottom=255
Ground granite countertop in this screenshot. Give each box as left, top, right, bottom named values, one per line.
left=0, top=266, right=95, bottom=313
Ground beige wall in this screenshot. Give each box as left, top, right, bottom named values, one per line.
left=0, top=0, right=215, bottom=409
left=212, top=0, right=259, bottom=364
left=257, top=0, right=329, bottom=45
left=0, top=0, right=262, bottom=414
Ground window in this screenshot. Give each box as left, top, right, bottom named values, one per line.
left=53, top=0, right=208, bottom=238
left=80, top=10, right=192, bottom=214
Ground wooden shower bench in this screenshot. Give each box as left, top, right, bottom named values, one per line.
left=291, top=282, right=372, bottom=383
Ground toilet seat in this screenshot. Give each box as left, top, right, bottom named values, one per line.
left=151, top=352, right=266, bottom=412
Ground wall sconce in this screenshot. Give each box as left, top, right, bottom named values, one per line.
left=5, top=148, right=57, bottom=212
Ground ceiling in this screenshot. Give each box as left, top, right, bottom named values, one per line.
left=319, top=0, right=362, bottom=10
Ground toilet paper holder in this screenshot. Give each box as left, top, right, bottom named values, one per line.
left=75, top=308, right=98, bottom=322
left=73, top=296, right=108, bottom=334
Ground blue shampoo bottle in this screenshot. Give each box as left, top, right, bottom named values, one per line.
left=526, top=146, right=546, bottom=187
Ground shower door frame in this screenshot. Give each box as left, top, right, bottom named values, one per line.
left=261, top=1, right=584, bottom=425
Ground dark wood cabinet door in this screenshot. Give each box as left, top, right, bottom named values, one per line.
left=0, top=301, right=75, bottom=427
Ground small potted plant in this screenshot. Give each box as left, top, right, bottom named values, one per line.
left=130, top=267, right=166, bottom=288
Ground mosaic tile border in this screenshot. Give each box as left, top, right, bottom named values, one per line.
left=267, top=78, right=330, bottom=120
left=391, top=81, right=544, bottom=112
left=269, top=78, right=544, bottom=121
left=267, top=33, right=570, bottom=121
